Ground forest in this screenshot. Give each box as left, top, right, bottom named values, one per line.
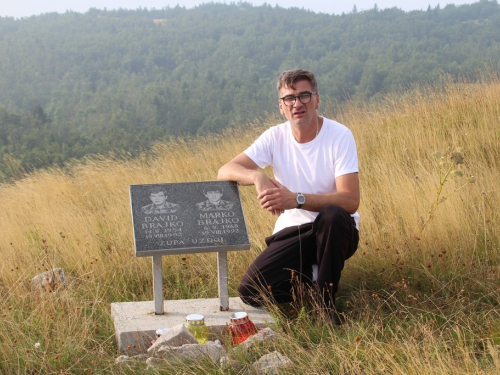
left=1, top=0, right=499, bottom=181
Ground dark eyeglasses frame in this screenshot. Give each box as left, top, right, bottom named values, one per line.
left=280, top=91, right=317, bottom=106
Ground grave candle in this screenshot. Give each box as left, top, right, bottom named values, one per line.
left=229, top=311, right=257, bottom=344
left=185, top=314, right=210, bottom=344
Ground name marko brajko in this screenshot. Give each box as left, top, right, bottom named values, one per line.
left=197, top=211, right=240, bottom=238
left=197, top=211, right=239, bottom=225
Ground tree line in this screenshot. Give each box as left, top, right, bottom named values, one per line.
left=1, top=0, right=499, bottom=181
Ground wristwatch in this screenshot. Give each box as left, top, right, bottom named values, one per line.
left=296, top=192, right=305, bottom=209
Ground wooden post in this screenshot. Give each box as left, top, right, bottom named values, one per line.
left=217, top=251, right=229, bottom=311
left=152, top=255, right=164, bottom=315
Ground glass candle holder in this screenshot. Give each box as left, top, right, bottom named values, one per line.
left=185, top=314, right=210, bottom=344
left=151, top=327, right=169, bottom=346
left=156, top=328, right=169, bottom=339
left=229, top=311, right=257, bottom=344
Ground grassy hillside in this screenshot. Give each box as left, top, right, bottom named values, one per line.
left=0, top=73, right=499, bottom=373
left=2, top=1, right=500, bottom=182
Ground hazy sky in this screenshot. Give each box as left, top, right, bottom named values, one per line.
left=0, top=0, right=476, bottom=19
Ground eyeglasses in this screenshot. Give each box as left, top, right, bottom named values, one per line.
left=280, top=92, right=317, bottom=106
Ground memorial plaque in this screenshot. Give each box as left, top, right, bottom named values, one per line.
left=130, top=181, right=250, bottom=257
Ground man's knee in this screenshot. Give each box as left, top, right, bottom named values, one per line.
left=318, top=205, right=350, bottom=225
left=238, top=281, right=264, bottom=307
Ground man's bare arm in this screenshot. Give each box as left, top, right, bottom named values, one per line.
left=217, top=153, right=277, bottom=194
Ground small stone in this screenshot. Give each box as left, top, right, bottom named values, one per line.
left=146, top=356, right=165, bottom=369
left=114, top=355, right=131, bottom=364
left=240, top=327, right=277, bottom=351
left=115, top=353, right=150, bottom=364
left=220, top=356, right=246, bottom=372
left=31, top=268, right=68, bottom=293
left=251, top=351, right=293, bottom=375
left=147, top=324, right=198, bottom=355
left=156, top=340, right=226, bottom=363
left=130, top=354, right=150, bottom=362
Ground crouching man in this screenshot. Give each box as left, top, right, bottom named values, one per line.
left=217, top=69, right=360, bottom=320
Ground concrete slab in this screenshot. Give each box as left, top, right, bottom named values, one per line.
left=111, top=297, right=274, bottom=354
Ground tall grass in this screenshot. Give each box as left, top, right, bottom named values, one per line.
left=0, top=73, right=499, bottom=374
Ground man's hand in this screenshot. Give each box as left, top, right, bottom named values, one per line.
left=257, top=178, right=295, bottom=216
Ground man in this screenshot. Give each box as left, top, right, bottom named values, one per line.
left=196, top=185, right=234, bottom=211
left=217, top=69, right=359, bottom=318
left=141, top=187, right=180, bottom=214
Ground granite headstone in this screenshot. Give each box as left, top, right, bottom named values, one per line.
left=130, top=181, right=250, bottom=257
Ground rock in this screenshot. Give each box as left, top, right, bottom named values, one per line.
left=240, top=327, right=278, bottom=351
left=31, top=268, right=69, bottom=293
left=115, top=355, right=131, bottom=364
left=146, top=356, right=166, bottom=369
left=156, top=340, right=226, bottom=364
left=220, top=356, right=246, bottom=372
left=115, top=353, right=150, bottom=364
left=130, top=354, right=150, bottom=362
left=147, top=324, right=198, bottom=355
left=252, top=351, right=293, bottom=374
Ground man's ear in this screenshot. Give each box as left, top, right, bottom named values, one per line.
left=279, top=101, right=285, bottom=116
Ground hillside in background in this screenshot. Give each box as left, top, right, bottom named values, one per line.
left=0, top=73, right=499, bottom=373
left=0, top=0, right=500, bottom=180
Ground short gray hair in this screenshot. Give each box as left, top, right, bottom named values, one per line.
left=277, top=69, right=318, bottom=93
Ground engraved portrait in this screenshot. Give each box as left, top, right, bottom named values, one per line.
left=196, top=185, right=234, bottom=211
left=141, top=187, right=180, bottom=214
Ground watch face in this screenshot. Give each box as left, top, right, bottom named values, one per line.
left=297, top=194, right=305, bottom=204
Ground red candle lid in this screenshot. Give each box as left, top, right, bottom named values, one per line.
left=230, top=311, right=250, bottom=324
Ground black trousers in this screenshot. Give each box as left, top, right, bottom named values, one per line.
left=238, top=205, right=359, bottom=308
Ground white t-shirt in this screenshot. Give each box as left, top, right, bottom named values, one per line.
left=244, top=117, right=360, bottom=234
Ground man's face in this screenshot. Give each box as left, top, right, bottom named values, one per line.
left=150, top=192, right=166, bottom=206
left=278, top=79, right=320, bottom=129
left=205, top=190, right=223, bottom=203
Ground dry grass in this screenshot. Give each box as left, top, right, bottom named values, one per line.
left=0, top=73, right=499, bottom=374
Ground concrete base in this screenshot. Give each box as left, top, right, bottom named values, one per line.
left=111, top=297, right=274, bottom=354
